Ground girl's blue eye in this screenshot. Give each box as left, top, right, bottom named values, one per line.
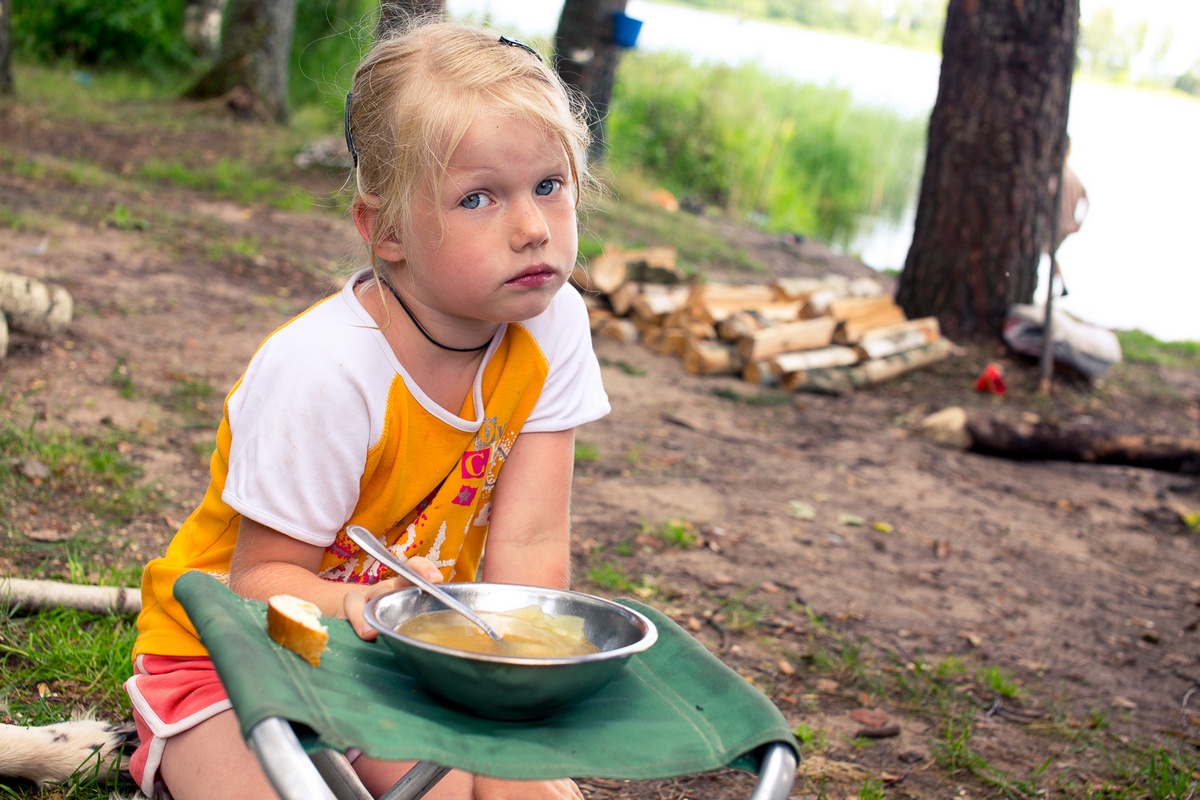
left=461, top=193, right=490, bottom=210
left=535, top=179, right=559, bottom=197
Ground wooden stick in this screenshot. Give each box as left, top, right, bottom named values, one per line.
left=1, top=578, right=141, bottom=615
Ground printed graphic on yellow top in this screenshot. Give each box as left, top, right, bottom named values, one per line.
left=310, top=321, right=545, bottom=586
left=319, top=414, right=516, bottom=584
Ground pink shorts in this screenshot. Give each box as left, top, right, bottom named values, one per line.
left=124, top=654, right=232, bottom=798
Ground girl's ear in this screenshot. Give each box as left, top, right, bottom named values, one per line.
left=352, top=198, right=405, bottom=262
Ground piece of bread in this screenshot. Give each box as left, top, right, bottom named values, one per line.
left=267, top=595, right=328, bottom=667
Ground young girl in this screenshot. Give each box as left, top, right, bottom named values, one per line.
left=125, top=19, right=608, bottom=800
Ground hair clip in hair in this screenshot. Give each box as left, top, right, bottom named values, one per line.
left=499, top=35, right=543, bottom=62
left=344, top=91, right=359, bottom=169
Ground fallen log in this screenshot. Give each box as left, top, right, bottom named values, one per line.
left=949, top=412, right=1200, bottom=474
left=1, top=578, right=141, bottom=615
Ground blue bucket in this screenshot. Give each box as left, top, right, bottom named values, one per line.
left=612, top=11, right=643, bottom=48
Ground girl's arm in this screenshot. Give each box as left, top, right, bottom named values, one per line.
left=481, top=429, right=576, bottom=589
left=228, top=517, right=444, bottom=639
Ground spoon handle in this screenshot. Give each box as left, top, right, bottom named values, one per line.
left=345, top=525, right=502, bottom=641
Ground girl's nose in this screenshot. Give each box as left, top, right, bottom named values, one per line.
left=511, top=198, right=551, bottom=250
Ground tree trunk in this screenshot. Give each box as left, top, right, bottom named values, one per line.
left=0, top=0, right=14, bottom=97
left=185, top=0, right=296, bottom=122
left=554, top=0, right=630, bottom=164
left=376, top=0, right=445, bottom=39
left=895, top=0, right=1079, bottom=340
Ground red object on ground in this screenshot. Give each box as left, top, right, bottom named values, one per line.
left=974, top=363, right=1006, bottom=394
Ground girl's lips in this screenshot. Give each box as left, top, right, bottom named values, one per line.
left=506, top=267, right=557, bottom=288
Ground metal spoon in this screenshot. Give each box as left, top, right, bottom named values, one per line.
left=344, top=524, right=502, bottom=641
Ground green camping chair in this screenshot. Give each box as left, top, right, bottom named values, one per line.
left=174, top=571, right=799, bottom=800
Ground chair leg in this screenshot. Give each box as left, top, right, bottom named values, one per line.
left=379, top=761, right=453, bottom=800
left=310, top=750, right=373, bottom=800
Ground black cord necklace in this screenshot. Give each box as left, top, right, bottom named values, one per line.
left=380, top=279, right=492, bottom=353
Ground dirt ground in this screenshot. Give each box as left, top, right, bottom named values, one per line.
left=2, top=99, right=1199, bottom=798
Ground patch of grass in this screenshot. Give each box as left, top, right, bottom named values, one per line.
left=138, top=157, right=312, bottom=210
left=1118, top=328, right=1200, bottom=367
left=105, top=203, right=148, bottom=231
left=0, top=606, right=138, bottom=722
left=598, top=357, right=647, bottom=377
left=710, top=385, right=791, bottom=406
left=709, top=586, right=767, bottom=634
left=643, top=517, right=697, bottom=549
left=584, top=562, right=640, bottom=595
left=978, top=664, right=1021, bottom=699
left=0, top=415, right=163, bottom=541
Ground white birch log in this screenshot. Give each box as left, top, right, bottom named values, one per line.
left=0, top=578, right=141, bottom=615
left=0, top=272, right=74, bottom=338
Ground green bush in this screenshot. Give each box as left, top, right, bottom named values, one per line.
left=607, top=51, right=925, bottom=247
left=13, top=0, right=194, bottom=71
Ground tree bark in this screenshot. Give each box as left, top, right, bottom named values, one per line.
left=554, top=0, right=630, bottom=163
left=376, top=0, right=445, bottom=39
left=924, top=410, right=1200, bottom=474
left=0, top=0, right=13, bottom=97
left=895, top=0, right=1079, bottom=340
left=185, top=0, right=297, bottom=122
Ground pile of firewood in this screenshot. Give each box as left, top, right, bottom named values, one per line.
left=573, top=246, right=956, bottom=394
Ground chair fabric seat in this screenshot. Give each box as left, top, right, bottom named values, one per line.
left=174, top=571, right=798, bottom=782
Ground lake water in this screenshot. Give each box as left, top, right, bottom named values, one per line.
left=449, top=0, right=1200, bottom=342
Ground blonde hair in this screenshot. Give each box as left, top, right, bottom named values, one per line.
left=346, top=19, right=596, bottom=264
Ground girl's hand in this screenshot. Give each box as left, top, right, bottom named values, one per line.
left=343, top=556, right=444, bottom=640
left=473, top=776, right=584, bottom=800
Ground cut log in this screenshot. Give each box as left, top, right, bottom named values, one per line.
left=575, top=247, right=681, bottom=295
left=855, top=325, right=938, bottom=360
left=624, top=247, right=684, bottom=285
left=785, top=338, right=955, bottom=394
left=693, top=298, right=803, bottom=325
left=683, top=339, right=742, bottom=376
left=771, top=345, right=860, bottom=374
left=630, top=287, right=690, bottom=324
left=735, top=317, right=836, bottom=362
left=1, top=578, right=141, bottom=615
left=0, top=272, right=74, bottom=338
left=608, top=282, right=682, bottom=317
left=826, top=294, right=898, bottom=321
left=858, top=316, right=940, bottom=343
left=717, top=311, right=767, bottom=342
left=0, top=312, right=8, bottom=361
left=688, top=282, right=776, bottom=309
left=745, top=345, right=860, bottom=387
left=595, top=317, right=640, bottom=343
left=833, top=304, right=908, bottom=344
left=770, top=275, right=848, bottom=301
left=853, top=337, right=954, bottom=383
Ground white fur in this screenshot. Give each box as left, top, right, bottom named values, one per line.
left=0, top=718, right=133, bottom=786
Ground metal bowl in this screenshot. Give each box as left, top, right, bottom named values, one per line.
left=364, top=583, right=658, bottom=720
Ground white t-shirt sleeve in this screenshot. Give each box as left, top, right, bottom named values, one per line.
left=221, top=298, right=389, bottom=546
left=520, top=287, right=611, bottom=433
